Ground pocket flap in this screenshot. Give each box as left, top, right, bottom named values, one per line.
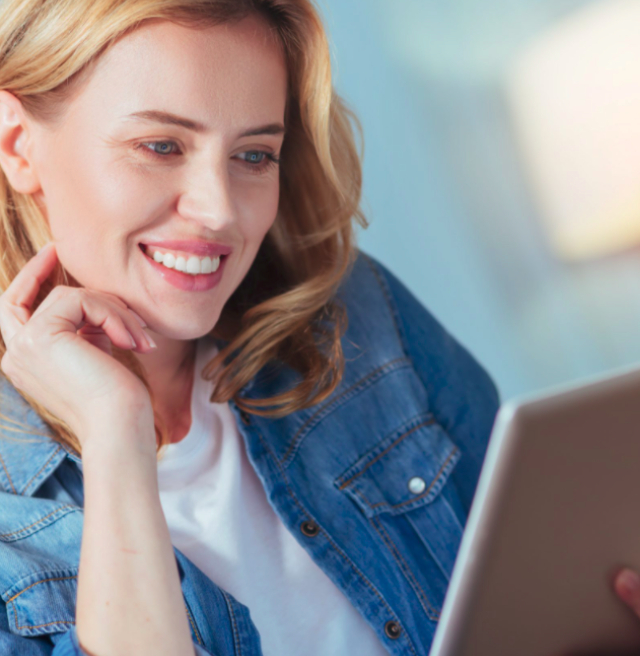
left=334, top=413, right=460, bottom=518
left=3, top=568, right=77, bottom=637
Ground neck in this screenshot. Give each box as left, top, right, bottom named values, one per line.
left=133, top=330, right=197, bottom=409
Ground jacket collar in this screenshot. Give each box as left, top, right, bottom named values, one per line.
left=0, top=364, right=273, bottom=498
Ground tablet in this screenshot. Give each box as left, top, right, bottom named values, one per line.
left=429, top=362, right=640, bottom=656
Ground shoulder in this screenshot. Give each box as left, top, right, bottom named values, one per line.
left=336, top=249, right=500, bottom=413
left=336, top=249, right=501, bottom=509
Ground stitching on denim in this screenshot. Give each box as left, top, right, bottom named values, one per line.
left=6, top=575, right=77, bottom=604
left=371, top=514, right=440, bottom=624
left=440, top=483, right=466, bottom=533
left=0, top=449, right=17, bottom=494
left=408, top=491, right=462, bottom=582
left=22, top=445, right=63, bottom=495
left=253, top=426, right=419, bottom=653
left=184, top=602, right=204, bottom=647
left=363, top=254, right=406, bottom=350
left=281, top=356, right=411, bottom=468
left=222, top=589, right=242, bottom=656
left=355, top=446, right=459, bottom=512
left=0, top=505, right=77, bottom=539
left=337, top=419, right=436, bottom=491
left=13, top=616, right=75, bottom=631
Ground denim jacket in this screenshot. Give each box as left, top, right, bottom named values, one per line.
left=0, top=250, right=500, bottom=656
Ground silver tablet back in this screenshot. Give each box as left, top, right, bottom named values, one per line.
left=430, top=363, right=640, bottom=656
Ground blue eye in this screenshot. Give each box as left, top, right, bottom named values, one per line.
left=139, top=141, right=179, bottom=156
left=236, top=150, right=281, bottom=174
left=242, top=151, right=265, bottom=164
left=135, top=140, right=281, bottom=174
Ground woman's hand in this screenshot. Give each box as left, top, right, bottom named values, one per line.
left=0, top=242, right=157, bottom=444
left=614, top=568, right=640, bottom=618
left=550, top=568, right=640, bottom=656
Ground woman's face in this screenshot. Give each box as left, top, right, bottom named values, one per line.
left=26, top=15, right=287, bottom=340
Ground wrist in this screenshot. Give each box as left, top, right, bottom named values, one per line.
left=80, top=405, right=158, bottom=468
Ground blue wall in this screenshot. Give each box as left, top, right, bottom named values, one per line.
left=317, top=0, right=640, bottom=402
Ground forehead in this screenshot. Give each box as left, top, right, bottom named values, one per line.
left=70, top=15, right=288, bottom=130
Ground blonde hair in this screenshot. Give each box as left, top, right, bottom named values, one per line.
left=0, top=0, right=366, bottom=458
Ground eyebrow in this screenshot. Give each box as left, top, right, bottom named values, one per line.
left=122, top=110, right=286, bottom=138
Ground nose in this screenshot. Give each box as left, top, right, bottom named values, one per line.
left=176, top=156, right=236, bottom=231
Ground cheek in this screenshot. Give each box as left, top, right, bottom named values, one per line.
left=229, top=182, right=279, bottom=286
left=39, top=148, right=166, bottom=266
left=238, top=180, right=280, bottom=245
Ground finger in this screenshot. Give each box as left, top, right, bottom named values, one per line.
left=37, top=290, right=154, bottom=352
left=83, top=292, right=150, bottom=337
left=77, top=325, right=114, bottom=354
left=88, top=296, right=154, bottom=351
left=0, top=243, right=58, bottom=344
left=34, top=287, right=153, bottom=351
left=613, top=568, right=640, bottom=615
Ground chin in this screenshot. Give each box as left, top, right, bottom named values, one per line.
left=147, top=315, right=222, bottom=342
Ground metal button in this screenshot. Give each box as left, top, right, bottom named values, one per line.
left=408, top=476, right=426, bottom=494
left=384, top=620, right=402, bottom=639
left=300, top=520, right=319, bottom=537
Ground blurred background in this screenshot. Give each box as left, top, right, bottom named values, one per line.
left=316, top=0, right=640, bottom=402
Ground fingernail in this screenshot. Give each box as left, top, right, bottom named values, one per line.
left=143, top=329, right=157, bottom=349
left=129, top=310, right=147, bottom=327
left=618, top=569, right=640, bottom=597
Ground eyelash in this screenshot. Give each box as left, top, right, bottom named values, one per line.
left=133, top=140, right=281, bottom=174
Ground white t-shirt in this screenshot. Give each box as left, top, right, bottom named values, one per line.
left=108, top=335, right=388, bottom=656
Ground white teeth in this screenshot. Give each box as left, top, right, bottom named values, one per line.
left=201, top=257, right=213, bottom=274
left=186, top=256, right=201, bottom=274
left=146, top=246, right=221, bottom=276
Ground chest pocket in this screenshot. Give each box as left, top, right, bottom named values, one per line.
left=3, top=567, right=77, bottom=637
left=334, top=412, right=467, bottom=620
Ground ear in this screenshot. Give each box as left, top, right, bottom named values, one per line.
left=0, top=89, right=41, bottom=194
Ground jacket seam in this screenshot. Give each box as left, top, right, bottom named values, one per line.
left=362, top=254, right=407, bottom=352
left=337, top=419, right=436, bottom=490
left=221, top=589, right=242, bottom=656
left=0, top=449, right=17, bottom=494
left=0, top=505, right=78, bottom=540
left=6, top=574, right=77, bottom=604
left=13, top=617, right=75, bottom=631
left=22, top=445, right=64, bottom=495
left=280, top=356, right=411, bottom=467
left=184, top=601, right=204, bottom=647
left=253, top=424, right=418, bottom=654
left=370, top=515, right=440, bottom=624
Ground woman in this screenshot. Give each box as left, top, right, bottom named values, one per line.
left=0, top=1, right=632, bottom=655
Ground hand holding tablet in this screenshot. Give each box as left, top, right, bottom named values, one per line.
left=550, top=568, right=640, bottom=656
left=429, top=363, right=640, bottom=656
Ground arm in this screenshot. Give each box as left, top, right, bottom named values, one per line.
left=0, top=626, right=214, bottom=656
left=75, top=405, right=195, bottom=656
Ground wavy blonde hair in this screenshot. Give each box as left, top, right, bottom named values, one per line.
left=0, top=0, right=367, bottom=458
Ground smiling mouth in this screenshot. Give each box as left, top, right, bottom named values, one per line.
left=138, top=243, right=227, bottom=276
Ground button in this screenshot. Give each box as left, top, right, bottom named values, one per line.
left=300, top=520, right=319, bottom=537
left=384, top=620, right=402, bottom=639
left=239, top=410, right=251, bottom=425
left=408, top=476, right=426, bottom=494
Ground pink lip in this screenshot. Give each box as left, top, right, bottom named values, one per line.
left=139, top=239, right=233, bottom=258
left=139, top=244, right=227, bottom=292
